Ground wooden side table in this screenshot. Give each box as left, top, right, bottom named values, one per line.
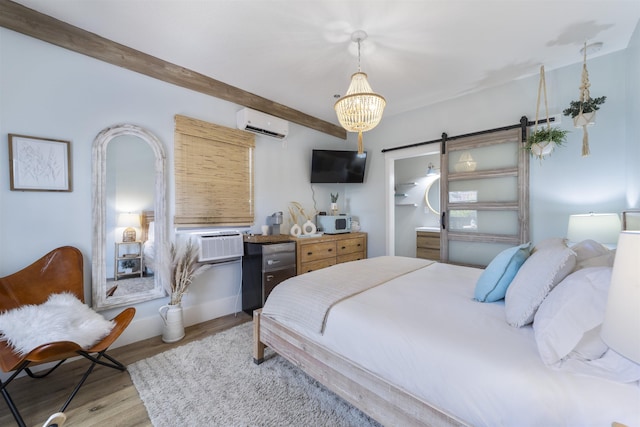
left=114, top=241, right=143, bottom=281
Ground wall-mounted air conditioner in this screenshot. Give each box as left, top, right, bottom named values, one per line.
left=236, top=108, right=289, bottom=139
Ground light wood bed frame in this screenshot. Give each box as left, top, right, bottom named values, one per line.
left=253, top=309, right=467, bottom=427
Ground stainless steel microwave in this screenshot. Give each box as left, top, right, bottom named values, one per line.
left=316, top=215, right=352, bottom=234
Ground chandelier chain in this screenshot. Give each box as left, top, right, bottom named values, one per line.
left=357, top=38, right=362, bottom=72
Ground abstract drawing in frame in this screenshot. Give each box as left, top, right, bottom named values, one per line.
left=8, top=134, right=72, bottom=192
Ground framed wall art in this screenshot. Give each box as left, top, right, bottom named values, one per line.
left=8, top=134, right=72, bottom=192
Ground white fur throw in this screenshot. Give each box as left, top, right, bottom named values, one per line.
left=0, top=293, right=115, bottom=356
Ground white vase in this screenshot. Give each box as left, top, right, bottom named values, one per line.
left=330, top=202, right=338, bottom=216
left=302, top=219, right=317, bottom=235
left=159, top=304, right=185, bottom=343
left=573, top=111, right=596, bottom=127
left=530, top=141, right=554, bottom=158
left=290, top=223, right=302, bottom=237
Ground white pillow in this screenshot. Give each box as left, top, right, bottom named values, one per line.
left=0, top=293, right=115, bottom=356
left=533, top=266, right=640, bottom=383
left=570, top=239, right=614, bottom=272
left=559, top=348, right=640, bottom=383
left=532, top=237, right=568, bottom=253
left=505, top=244, right=576, bottom=327
left=533, top=267, right=611, bottom=365
left=147, top=221, right=155, bottom=241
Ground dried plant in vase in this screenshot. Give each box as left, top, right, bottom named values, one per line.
left=289, top=201, right=318, bottom=236
left=167, top=239, right=210, bottom=305
left=330, top=193, right=339, bottom=215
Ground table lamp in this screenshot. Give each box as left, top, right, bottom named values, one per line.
left=118, top=212, right=141, bottom=242
left=567, top=213, right=621, bottom=246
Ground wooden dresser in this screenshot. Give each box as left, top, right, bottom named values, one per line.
left=294, top=232, right=367, bottom=275
left=416, top=230, right=440, bottom=261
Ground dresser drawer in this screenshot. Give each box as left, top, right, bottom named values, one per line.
left=417, top=234, right=439, bottom=250
left=295, top=232, right=367, bottom=276
left=417, top=248, right=440, bottom=260
left=337, top=251, right=365, bottom=264
left=299, top=241, right=336, bottom=263
left=337, top=237, right=365, bottom=255
left=299, top=258, right=336, bottom=274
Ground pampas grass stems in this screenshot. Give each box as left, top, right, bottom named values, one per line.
left=168, top=239, right=208, bottom=305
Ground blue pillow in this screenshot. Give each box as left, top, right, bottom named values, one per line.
left=474, top=243, right=531, bottom=302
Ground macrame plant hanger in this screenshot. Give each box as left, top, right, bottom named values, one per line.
left=532, top=65, right=552, bottom=160
left=578, top=42, right=591, bottom=156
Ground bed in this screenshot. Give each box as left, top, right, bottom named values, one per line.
left=141, top=210, right=156, bottom=273
left=253, top=238, right=640, bottom=426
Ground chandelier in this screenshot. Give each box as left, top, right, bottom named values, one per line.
left=334, top=30, right=386, bottom=154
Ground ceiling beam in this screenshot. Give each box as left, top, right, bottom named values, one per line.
left=0, top=0, right=346, bottom=139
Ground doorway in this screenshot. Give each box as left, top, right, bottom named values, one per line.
left=384, top=143, right=440, bottom=256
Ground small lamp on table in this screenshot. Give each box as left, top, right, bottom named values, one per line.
left=118, top=212, right=141, bottom=242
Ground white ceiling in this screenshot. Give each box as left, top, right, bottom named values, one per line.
left=12, top=0, right=640, bottom=126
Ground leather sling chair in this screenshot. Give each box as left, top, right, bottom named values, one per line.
left=0, top=246, right=136, bottom=427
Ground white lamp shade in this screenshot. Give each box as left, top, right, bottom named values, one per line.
left=601, top=231, right=640, bottom=363
left=567, top=213, right=621, bottom=244
left=117, top=213, right=141, bottom=228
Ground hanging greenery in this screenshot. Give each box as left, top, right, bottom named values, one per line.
left=525, top=65, right=569, bottom=159
left=564, top=42, right=606, bottom=156
left=525, top=127, right=569, bottom=150
left=562, top=96, right=606, bottom=118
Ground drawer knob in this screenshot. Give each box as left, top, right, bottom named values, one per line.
left=307, top=251, right=313, bottom=256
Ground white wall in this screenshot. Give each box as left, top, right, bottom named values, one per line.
left=1, top=20, right=638, bottom=348
left=0, top=28, right=351, bottom=346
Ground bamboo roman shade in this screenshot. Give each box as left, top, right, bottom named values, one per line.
left=174, top=115, right=255, bottom=226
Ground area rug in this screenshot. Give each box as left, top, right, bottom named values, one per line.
left=128, top=322, right=380, bottom=426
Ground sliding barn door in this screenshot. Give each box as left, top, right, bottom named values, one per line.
left=440, top=126, right=529, bottom=267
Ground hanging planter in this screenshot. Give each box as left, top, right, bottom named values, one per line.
left=563, top=96, right=606, bottom=127
left=525, top=127, right=569, bottom=158
left=562, top=42, right=607, bottom=156
left=525, top=65, right=568, bottom=160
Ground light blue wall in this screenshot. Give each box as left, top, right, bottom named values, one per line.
left=364, top=22, right=639, bottom=251
left=626, top=21, right=640, bottom=208
left=1, top=20, right=638, bottom=346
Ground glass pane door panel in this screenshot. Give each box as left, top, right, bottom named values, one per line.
left=448, top=141, right=519, bottom=172
left=448, top=241, right=514, bottom=266
left=449, top=176, right=518, bottom=203
left=448, top=210, right=519, bottom=234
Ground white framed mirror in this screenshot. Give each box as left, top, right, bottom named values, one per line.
left=424, top=174, right=441, bottom=215
left=92, top=124, right=168, bottom=310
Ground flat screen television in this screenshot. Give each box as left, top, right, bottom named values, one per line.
left=310, top=149, right=367, bottom=183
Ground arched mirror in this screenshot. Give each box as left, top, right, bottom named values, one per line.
left=424, top=175, right=441, bottom=215
left=92, top=124, right=168, bottom=311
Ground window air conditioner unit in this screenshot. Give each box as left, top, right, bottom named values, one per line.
left=236, top=108, right=289, bottom=139
left=194, top=230, right=244, bottom=263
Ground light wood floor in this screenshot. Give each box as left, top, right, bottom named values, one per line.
left=0, top=312, right=252, bottom=427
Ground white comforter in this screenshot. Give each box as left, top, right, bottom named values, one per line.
left=263, top=259, right=640, bottom=427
